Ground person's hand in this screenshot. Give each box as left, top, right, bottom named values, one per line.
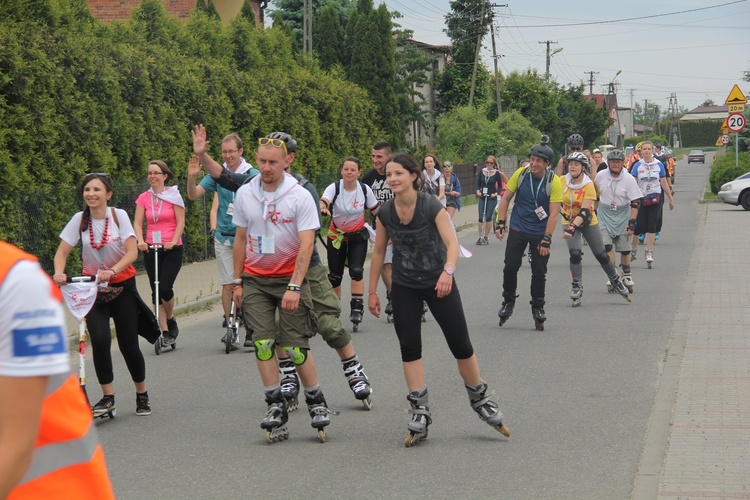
left=368, top=293, right=380, bottom=318
left=97, top=268, right=116, bottom=283
left=562, top=232, right=572, bottom=240
left=191, top=125, right=210, bottom=156
left=281, top=290, right=300, bottom=311
left=53, top=273, right=67, bottom=286
left=165, top=242, right=175, bottom=251
left=435, top=272, right=453, bottom=298
left=476, top=190, right=482, bottom=197
left=233, top=287, right=243, bottom=308
left=669, top=199, right=675, bottom=211
left=137, top=241, right=148, bottom=252
left=187, top=154, right=202, bottom=177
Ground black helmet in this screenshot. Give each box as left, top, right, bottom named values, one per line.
left=567, top=133, right=584, bottom=148
left=566, top=151, right=589, bottom=168
left=607, top=149, right=625, bottom=161
left=266, top=131, right=297, bottom=153
left=529, top=135, right=554, bottom=164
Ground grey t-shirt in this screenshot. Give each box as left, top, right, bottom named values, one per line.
left=378, top=192, right=446, bottom=290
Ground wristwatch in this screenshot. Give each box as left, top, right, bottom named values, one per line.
left=444, top=267, right=454, bottom=275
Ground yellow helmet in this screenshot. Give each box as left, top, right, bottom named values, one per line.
left=635, top=141, right=643, bottom=151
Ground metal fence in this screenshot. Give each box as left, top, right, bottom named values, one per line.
left=453, top=156, right=518, bottom=195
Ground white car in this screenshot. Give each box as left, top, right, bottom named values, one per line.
left=718, top=172, right=750, bottom=210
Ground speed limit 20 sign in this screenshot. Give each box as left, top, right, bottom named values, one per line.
left=727, top=112, right=746, bottom=133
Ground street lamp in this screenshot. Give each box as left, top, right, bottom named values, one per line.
left=546, top=47, right=563, bottom=83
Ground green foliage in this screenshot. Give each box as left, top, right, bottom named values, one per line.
left=315, top=4, right=344, bottom=70
left=499, top=70, right=559, bottom=144
left=709, top=152, right=750, bottom=193
left=435, top=106, right=541, bottom=163
left=0, top=0, right=381, bottom=269
left=679, top=120, right=724, bottom=148
left=238, top=0, right=256, bottom=24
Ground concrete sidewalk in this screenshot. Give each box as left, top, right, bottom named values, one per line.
left=633, top=201, right=750, bottom=499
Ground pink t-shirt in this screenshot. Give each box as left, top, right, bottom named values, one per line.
left=136, top=191, right=183, bottom=245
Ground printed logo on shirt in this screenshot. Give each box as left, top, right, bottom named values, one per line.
left=13, top=308, right=58, bottom=320
left=12, top=326, right=66, bottom=357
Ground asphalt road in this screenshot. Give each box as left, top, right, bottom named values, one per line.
left=94, top=156, right=710, bottom=499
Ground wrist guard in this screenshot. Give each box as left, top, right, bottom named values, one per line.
left=564, top=224, right=578, bottom=236
left=630, top=200, right=639, bottom=209
left=493, top=219, right=506, bottom=234
left=578, top=207, right=593, bottom=228
left=627, top=218, right=636, bottom=231
left=538, top=233, right=552, bottom=250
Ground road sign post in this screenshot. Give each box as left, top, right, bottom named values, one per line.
left=725, top=85, right=748, bottom=167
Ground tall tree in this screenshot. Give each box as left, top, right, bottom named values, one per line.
left=239, top=0, right=256, bottom=24
left=437, top=0, right=492, bottom=112
left=315, top=3, right=344, bottom=70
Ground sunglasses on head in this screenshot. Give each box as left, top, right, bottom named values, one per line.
left=84, top=172, right=110, bottom=179
left=258, top=137, right=288, bottom=154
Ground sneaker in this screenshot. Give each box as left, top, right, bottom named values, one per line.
left=476, top=237, right=483, bottom=246
left=483, top=237, right=489, bottom=245
left=222, top=315, right=227, bottom=328
left=167, top=317, right=179, bottom=338
left=92, top=395, right=115, bottom=417
left=136, top=393, right=151, bottom=416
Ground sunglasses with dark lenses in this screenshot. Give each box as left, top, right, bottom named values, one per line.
left=258, top=137, right=288, bottom=154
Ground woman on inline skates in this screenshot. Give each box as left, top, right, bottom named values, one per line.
left=368, top=153, right=509, bottom=447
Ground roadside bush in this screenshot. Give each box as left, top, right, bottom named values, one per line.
left=709, top=152, right=750, bottom=193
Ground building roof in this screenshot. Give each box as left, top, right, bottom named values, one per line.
left=680, top=104, right=729, bottom=121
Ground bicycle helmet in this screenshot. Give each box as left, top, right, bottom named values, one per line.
left=566, top=151, right=589, bottom=168
left=266, top=131, right=298, bottom=153
left=529, top=134, right=554, bottom=163
left=567, top=133, right=584, bottom=148
left=635, top=141, right=643, bottom=151
left=607, top=149, right=626, bottom=162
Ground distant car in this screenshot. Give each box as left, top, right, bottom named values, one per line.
left=687, top=150, right=705, bottom=164
left=718, top=172, right=750, bottom=210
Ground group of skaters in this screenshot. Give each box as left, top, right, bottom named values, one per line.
left=491, top=134, right=675, bottom=330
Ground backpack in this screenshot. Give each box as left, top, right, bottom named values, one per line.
left=517, top=166, right=554, bottom=195
left=329, top=179, right=368, bottom=218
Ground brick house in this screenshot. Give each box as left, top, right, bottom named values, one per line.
left=85, top=0, right=266, bottom=25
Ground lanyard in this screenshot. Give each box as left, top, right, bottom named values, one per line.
left=150, top=194, right=163, bottom=223
left=530, top=174, right=545, bottom=208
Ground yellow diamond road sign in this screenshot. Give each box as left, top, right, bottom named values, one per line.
left=725, top=84, right=748, bottom=105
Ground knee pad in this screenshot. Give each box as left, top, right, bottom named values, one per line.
left=569, top=249, right=582, bottom=264
left=282, top=346, right=308, bottom=366
left=253, top=339, right=276, bottom=361
left=327, top=273, right=343, bottom=288
left=604, top=244, right=613, bottom=253
left=594, top=250, right=610, bottom=266
left=349, top=266, right=364, bottom=282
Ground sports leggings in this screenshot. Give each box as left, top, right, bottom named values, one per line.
left=143, top=245, right=183, bottom=304
left=565, top=224, right=618, bottom=282
left=86, top=278, right=146, bottom=385
left=326, top=237, right=368, bottom=284
left=391, top=280, right=474, bottom=363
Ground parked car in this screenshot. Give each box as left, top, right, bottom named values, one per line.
left=718, top=172, right=750, bottom=210
left=687, top=150, right=705, bottom=164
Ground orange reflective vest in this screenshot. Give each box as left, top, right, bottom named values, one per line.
left=0, top=242, right=114, bottom=500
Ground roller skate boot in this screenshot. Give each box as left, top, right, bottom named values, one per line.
left=645, top=249, right=654, bottom=269
left=530, top=298, right=546, bottom=331
left=349, top=298, right=364, bottom=332
left=465, top=381, right=510, bottom=437
left=261, top=389, right=289, bottom=444
left=405, top=388, right=431, bottom=448
left=630, top=249, right=637, bottom=262
left=655, top=232, right=660, bottom=241
left=92, top=394, right=116, bottom=419
left=638, top=233, right=645, bottom=245
left=497, top=294, right=517, bottom=326
left=305, top=387, right=336, bottom=443
left=279, top=359, right=300, bottom=412
left=570, top=280, right=583, bottom=307
left=609, top=275, right=632, bottom=303
left=622, top=274, right=634, bottom=294
left=384, top=291, right=393, bottom=323
left=343, top=356, right=372, bottom=410
left=422, top=300, right=428, bottom=322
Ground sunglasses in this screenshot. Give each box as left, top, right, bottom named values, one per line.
left=258, top=137, right=288, bottom=154
left=569, top=147, right=582, bottom=151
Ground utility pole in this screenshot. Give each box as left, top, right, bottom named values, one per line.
left=665, top=93, right=683, bottom=148
left=489, top=3, right=508, bottom=117
left=468, top=1, right=487, bottom=107
left=539, top=40, right=558, bottom=83
left=584, top=71, right=599, bottom=95
left=654, top=105, right=660, bottom=136
left=303, top=0, right=312, bottom=55
left=626, top=88, right=636, bottom=109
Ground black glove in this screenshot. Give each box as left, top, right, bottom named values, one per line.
left=627, top=219, right=636, bottom=232
left=493, top=219, right=506, bottom=235
left=564, top=224, right=578, bottom=236
left=209, top=230, right=215, bottom=245
left=538, top=233, right=552, bottom=252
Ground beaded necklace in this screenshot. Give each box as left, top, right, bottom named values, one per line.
left=89, top=214, right=110, bottom=250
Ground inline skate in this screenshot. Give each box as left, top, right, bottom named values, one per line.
left=465, top=381, right=510, bottom=437
left=405, top=388, right=431, bottom=448
left=261, top=389, right=289, bottom=444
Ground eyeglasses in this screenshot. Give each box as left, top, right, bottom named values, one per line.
left=258, top=138, right=288, bottom=154
left=147, top=172, right=166, bottom=177
left=569, top=147, right=582, bottom=151
left=443, top=164, right=453, bottom=168
left=221, top=149, right=239, bottom=156
left=485, top=161, right=495, bottom=165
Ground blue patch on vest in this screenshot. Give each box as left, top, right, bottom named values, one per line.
left=12, top=326, right=66, bottom=356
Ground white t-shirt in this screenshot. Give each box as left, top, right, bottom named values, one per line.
left=595, top=169, right=643, bottom=207
left=0, top=260, right=69, bottom=377
left=232, top=174, right=320, bottom=278
left=632, top=158, right=666, bottom=197
left=59, top=208, right=136, bottom=276
left=321, top=181, right=378, bottom=234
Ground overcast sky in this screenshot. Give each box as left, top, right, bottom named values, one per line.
left=380, top=0, right=750, bottom=111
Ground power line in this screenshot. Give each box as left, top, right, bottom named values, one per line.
left=508, top=0, right=747, bottom=28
